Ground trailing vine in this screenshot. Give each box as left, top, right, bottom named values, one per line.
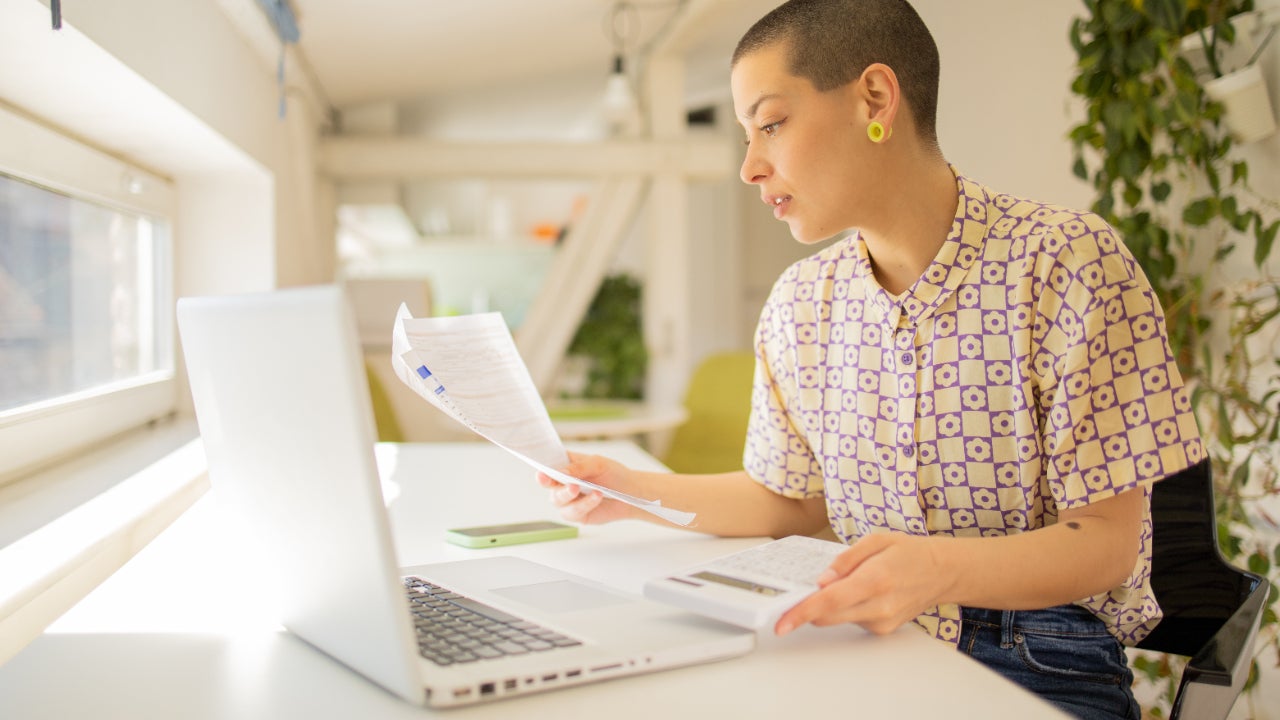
left=1068, top=0, right=1280, bottom=715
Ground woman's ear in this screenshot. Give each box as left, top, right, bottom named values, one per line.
left=858, top=62, right=900, bottom=128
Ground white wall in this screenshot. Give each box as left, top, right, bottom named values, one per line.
left=0, top=0, right=334, bottom=415
left=0, top=0, right=329, bottom=298
left=918, top=0, right=1092, bottom=209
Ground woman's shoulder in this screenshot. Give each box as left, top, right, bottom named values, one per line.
left=982, top=184, right=1138, bottom=283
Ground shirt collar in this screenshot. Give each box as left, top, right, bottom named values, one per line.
left=854, top=165, right=989, bottom=326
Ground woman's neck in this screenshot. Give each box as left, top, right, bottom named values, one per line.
left=859, top=158, right=959, bottom=297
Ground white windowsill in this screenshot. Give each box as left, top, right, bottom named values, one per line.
left=0, top=418, right=210, bottom=666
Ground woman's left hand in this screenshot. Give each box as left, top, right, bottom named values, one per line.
left=775, top=533, right=953, bottom=636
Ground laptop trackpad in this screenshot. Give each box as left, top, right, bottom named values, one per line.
left=493, top=580, right=630, bottom=613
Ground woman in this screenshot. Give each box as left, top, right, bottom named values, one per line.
left=540, top=2, right=1202, bottom=717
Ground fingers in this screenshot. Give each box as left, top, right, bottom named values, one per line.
left=817, top=533, right=890, bottom=585
left=551, top=482, right=582, bottom=505
left=535, top=452, right=630, bottom=525
left=775, top=573, right=882, bottom=636
left=556, top=487, right=604, bottom=523
left=775, top=535, right=903, bottom=636
left=536, top=451, right=593, bottom=488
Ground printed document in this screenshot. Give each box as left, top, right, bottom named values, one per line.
left=390, top=305, right=695, bottom=526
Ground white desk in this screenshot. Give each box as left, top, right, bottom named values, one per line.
left=0, top=441, right=1063, bottom=718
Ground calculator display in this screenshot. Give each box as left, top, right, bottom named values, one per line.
left=691, top=571, right=786, bottom=596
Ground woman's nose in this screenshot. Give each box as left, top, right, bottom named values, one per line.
left=740, top=147, right=769, bottom=185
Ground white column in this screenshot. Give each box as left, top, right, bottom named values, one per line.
left=644, top=56, right=692, bottom=412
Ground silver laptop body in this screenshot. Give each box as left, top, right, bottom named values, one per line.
left=176, top=285, right=753, bottom=707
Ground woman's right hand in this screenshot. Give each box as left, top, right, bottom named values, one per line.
left=536, top=452, right=639, bottom=525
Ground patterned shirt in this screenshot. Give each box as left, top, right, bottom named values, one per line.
left=743, top=168, right=1204, bottom=646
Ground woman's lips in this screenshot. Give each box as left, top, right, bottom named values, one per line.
left=768, top=194, right=792, bottom=219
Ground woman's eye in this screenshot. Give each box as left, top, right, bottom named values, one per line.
left=743, top=120, right=784, bottom=145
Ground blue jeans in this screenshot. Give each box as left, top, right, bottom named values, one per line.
left=958, top=605, right=1140, bottom=720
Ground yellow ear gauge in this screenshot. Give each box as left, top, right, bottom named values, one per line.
left=867, top=121, right=891, bottom=143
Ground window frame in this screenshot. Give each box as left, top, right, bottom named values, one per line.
left=0, top=105, right=177, bottom=484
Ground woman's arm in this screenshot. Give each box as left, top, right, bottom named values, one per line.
left=776, top=486, right=1144, bottom=635
left=538, top=452, right=830, bottom=539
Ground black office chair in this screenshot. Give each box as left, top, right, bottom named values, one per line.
left=1133, top=459, right=1269, bottom=719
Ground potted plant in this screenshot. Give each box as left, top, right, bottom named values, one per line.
left=563, top=273, right=648, bottom=400
left=1179, top=5, right=1277, bottom=143
left=1069, top=0, right=1280, bottom=716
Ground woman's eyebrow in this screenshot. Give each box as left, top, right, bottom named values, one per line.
left=739, top=93, right=782, bottom=121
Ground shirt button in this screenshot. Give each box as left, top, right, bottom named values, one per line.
left=903, top=444, right=915, bottom=458
left=902, top=352, right=914, bottom=366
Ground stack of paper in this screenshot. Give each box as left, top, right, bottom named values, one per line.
left=390, top=305, right=694, bottom=526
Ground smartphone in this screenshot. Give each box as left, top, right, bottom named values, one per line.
left=444, top=520, right=578, bottom=548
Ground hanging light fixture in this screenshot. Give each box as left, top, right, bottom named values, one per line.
left=602, top=55, right=638, bottom=128
left=601, top=2, right=641, bottom=136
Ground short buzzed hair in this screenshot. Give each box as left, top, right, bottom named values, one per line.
left=733, top=0, right=941, bottom=142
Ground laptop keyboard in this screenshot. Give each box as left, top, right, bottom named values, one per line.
left=403, top=577, right=582, bottom=666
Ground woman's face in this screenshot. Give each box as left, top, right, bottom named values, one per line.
left=731, top=42, right=877, bottom=245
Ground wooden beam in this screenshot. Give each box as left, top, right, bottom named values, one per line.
left=515, top=177, right=648, bottom=394
left=647, top=0, right=736, bottom=57
left=317, top=138, right=733, bottom=180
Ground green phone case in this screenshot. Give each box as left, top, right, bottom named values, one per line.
left=444, top=521, right=579, bottom=548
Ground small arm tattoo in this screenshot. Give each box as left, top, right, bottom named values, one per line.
left=1066, top=521, right=1081, bottom=530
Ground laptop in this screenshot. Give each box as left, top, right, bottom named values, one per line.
left=176, top=285, right=754, bottom=708
left=644, top=534, right=848, bottom=630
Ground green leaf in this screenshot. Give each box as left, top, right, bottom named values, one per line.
left=1256, top=220, right=1280, bottom=268
left=1145, top=0, right=1183, bottom=32
left=1232, top=459, right=1251, bottom=489
left=1249, top=551, right=1271, bottom=576
left=1217, top=21, right=1238, bottom=46
left=1097, top=192, right=1115, bottom=218
left=1073, top=156, right=1088, bottom=181
left=1244, top=659, right=1260, bottom=693
left=1124, top=183, right=1143, bottom=208
left=1069, top=124, right=1095, bottom=145
left=1233, top=208, right=1256, bottom=234
left=1183, top=198, right=1216, bottom=226
left=1207, top=165, right=1222, bottom=195
left=1151, top=181, right=1172, bottom=203
left=1069, top=18, right=1086, bottom=55
left=1086, top=70, right=1109, bottom=97
left=1126, top=37, right=1159, bottom=73
left=1219, top=521, right=1243, bottom=557
left=1232, top=161, right=1249, bottom=185
left=1117, top=149, right=1146, bottom=180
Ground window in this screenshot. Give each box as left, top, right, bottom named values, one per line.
left=0, top=106, right=176, bottom=483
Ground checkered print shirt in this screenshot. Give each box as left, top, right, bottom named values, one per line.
left=743, top=168, right=1204, bottom=646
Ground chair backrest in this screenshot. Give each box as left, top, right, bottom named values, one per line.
left=662, top=351, right=755, bottom=474
left=1134, top=459, right=1268, bottom=720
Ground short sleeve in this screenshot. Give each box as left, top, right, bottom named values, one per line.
left=1037, top=234, right=1203, bottom=508
left=742, top=275, right=825, bottom=499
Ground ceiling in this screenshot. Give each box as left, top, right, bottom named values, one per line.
left=288, top=0, right=778, bottom=109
